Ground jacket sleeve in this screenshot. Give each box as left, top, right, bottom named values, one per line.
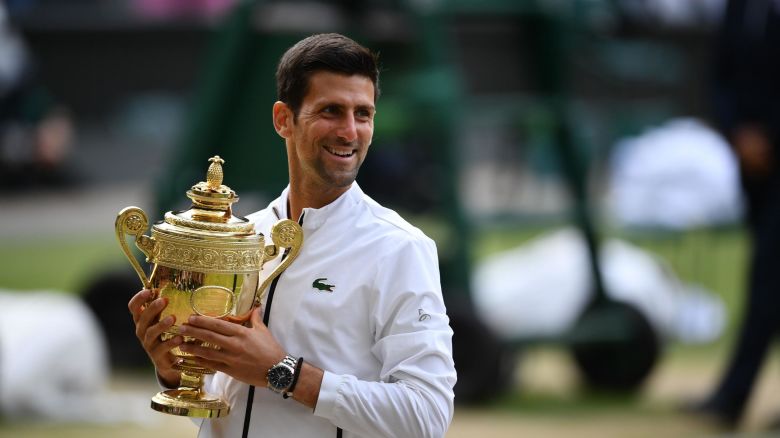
left=313, top=236, right=456, bottom=438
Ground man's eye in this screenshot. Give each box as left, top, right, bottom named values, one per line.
left=322, top=106, right=339, bottom=115
left=356, top=110, right=373, bottom=119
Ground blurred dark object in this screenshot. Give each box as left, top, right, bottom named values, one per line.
left=570, top=301, right=659, bottom=391
left=4, top=0, right=39, bottom=17
left=552, top=106, right=661, bottom=392
left=690, top=0, right=780, bottom=428
left=81, top=267, right=150, bottom=369
left=0, top=4, right=75, bottom=191
left=447, top=295, right=516, bottom=404
left=681, top=397, right=740, bottom=430
left=359, top=138, right=442, bottom=215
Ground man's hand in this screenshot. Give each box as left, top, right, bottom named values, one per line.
left=734, top=124, right=774, bottom=177
left=128, top=289, right=183, bottom=387
left=178, top=307, right=286, bottom=387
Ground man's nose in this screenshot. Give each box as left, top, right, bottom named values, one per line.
left=336, top=115, right=358, bottom=143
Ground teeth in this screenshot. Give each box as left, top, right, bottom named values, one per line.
left=325, top=146, right=354, bottom=157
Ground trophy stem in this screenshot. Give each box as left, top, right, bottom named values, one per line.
left=150, top=370, right=230, bottom=418
left=180, top=370, right=203, bottom=389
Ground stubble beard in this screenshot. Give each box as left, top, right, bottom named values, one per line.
left=315, top=138, right=364, bottom=188
left=313, top=156, right=361, bottom=188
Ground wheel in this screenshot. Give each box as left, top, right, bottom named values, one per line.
left=81, top=267, right=150, bottom=369
left=448, top=297, right=517, bottom=404
left=570, top=300, right=660, bottom=392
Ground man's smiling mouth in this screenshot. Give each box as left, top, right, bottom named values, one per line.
left=324, top=146, right=355, bottom=157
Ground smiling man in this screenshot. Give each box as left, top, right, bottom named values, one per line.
left=128, top=33, right=456, bottom=438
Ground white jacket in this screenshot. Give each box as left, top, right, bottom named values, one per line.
left=196, top=183, right=456, bottom=438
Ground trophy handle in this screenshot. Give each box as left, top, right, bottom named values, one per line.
left=115, top=206, right=155, bottom=289
left=255, top=219, right=304, bottom=306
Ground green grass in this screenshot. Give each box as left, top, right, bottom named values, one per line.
left=491, top=388, right=642, bottom=415
left=0, top=236, right=127, bottom=294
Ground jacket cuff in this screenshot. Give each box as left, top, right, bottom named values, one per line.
left=313, top=370, right=342, bottom=419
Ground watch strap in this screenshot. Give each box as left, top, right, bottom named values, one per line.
left=283, top=357, right=304, bottom=399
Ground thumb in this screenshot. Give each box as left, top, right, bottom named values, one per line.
left=249, top=306, right=264, bottom=328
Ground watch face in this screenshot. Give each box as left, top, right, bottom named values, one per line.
left=268, top=365, right=294, bottom=390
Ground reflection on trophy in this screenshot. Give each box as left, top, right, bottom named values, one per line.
left=115, top=156, right=303, bottom=418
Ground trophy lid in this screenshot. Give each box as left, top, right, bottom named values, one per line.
left=157, top=156, right=256, bottom=236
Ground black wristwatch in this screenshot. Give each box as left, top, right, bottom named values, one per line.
left=267, top=355, right=297, bottom=394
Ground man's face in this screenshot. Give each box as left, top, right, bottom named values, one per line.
left=283, top=71, right=375, bottom=192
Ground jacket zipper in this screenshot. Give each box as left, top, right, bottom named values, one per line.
left=242, top=212, right=303, bottom=438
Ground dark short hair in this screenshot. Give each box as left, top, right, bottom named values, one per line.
left=276, top=33, right=380, bottom=118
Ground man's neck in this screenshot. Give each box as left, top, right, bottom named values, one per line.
left=287, top=183, right=351, bottom=221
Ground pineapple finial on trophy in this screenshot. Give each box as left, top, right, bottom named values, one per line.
left=206, top=155, right=225, bottom=190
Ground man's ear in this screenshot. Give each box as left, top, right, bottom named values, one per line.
left=273, top=101, right=293, bottom=139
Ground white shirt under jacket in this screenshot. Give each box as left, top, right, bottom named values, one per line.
left=195, top=183, right=456, bottom=438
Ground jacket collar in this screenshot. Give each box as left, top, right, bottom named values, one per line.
left=271, top=183, right=363, bottom=230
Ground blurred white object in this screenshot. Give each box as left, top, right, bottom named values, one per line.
left=472, top=228, right=725, bottom=344
left=608, top=118, right=743, bottom=230
left=618, top=0, right=727, bottom=28
left=0, top=3, right=29, bottom=97
left=0, top=290, right=153, bottom=424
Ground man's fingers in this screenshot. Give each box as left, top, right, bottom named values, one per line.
left=136, top=297, right=168, bottom=337
left=128, top=289, right=152, bottom=323
left=186, top=315, right=242, bottom=336
left=249, top=307, right=263, bottom=328
left=149, top=335, right=183, bottom=363
left=144, top=314, right=176, bottom=346
left=180, top=342, right=225, bottom=362
left=178, top=323, right=233, bottom=348
left=188, top=356, right=225, bottom=374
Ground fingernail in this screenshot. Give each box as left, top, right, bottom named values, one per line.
left=164, top=316, right=174, bottom=325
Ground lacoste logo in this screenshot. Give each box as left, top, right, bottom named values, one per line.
left=312, top=278, right=335, bottom=292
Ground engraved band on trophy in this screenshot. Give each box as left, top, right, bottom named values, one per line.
left=115, top=156, right=303, bottom=418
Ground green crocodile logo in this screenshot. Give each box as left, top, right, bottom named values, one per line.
left=312, top=278, right=335, bottom=292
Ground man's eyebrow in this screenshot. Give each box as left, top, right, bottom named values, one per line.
left=314, top=101, right=375, bottom=112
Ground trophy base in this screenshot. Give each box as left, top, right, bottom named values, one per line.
left=151, top=388, right=230, bottom=418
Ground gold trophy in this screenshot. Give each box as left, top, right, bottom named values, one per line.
left=115, top=156, right=302, bottom=418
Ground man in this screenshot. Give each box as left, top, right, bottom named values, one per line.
left=128, top=33, right=456, bottom=437
left=686, top=0, right=780, bottom=429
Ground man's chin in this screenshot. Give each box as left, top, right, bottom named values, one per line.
left=322, top=170, right=359, bottom=188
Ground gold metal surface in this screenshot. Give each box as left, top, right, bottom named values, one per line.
left=142, top=232, right=263, bottom=274
left=255, top=219, right=304, bottom=306
left=151, top=389, right=229, bottom=418
left=115, top=156, right=303, bottom=418
left=115, top=207, right=152, bottom=288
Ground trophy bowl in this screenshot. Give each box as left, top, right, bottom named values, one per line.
left=115, top=156, right=302, bottom=418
